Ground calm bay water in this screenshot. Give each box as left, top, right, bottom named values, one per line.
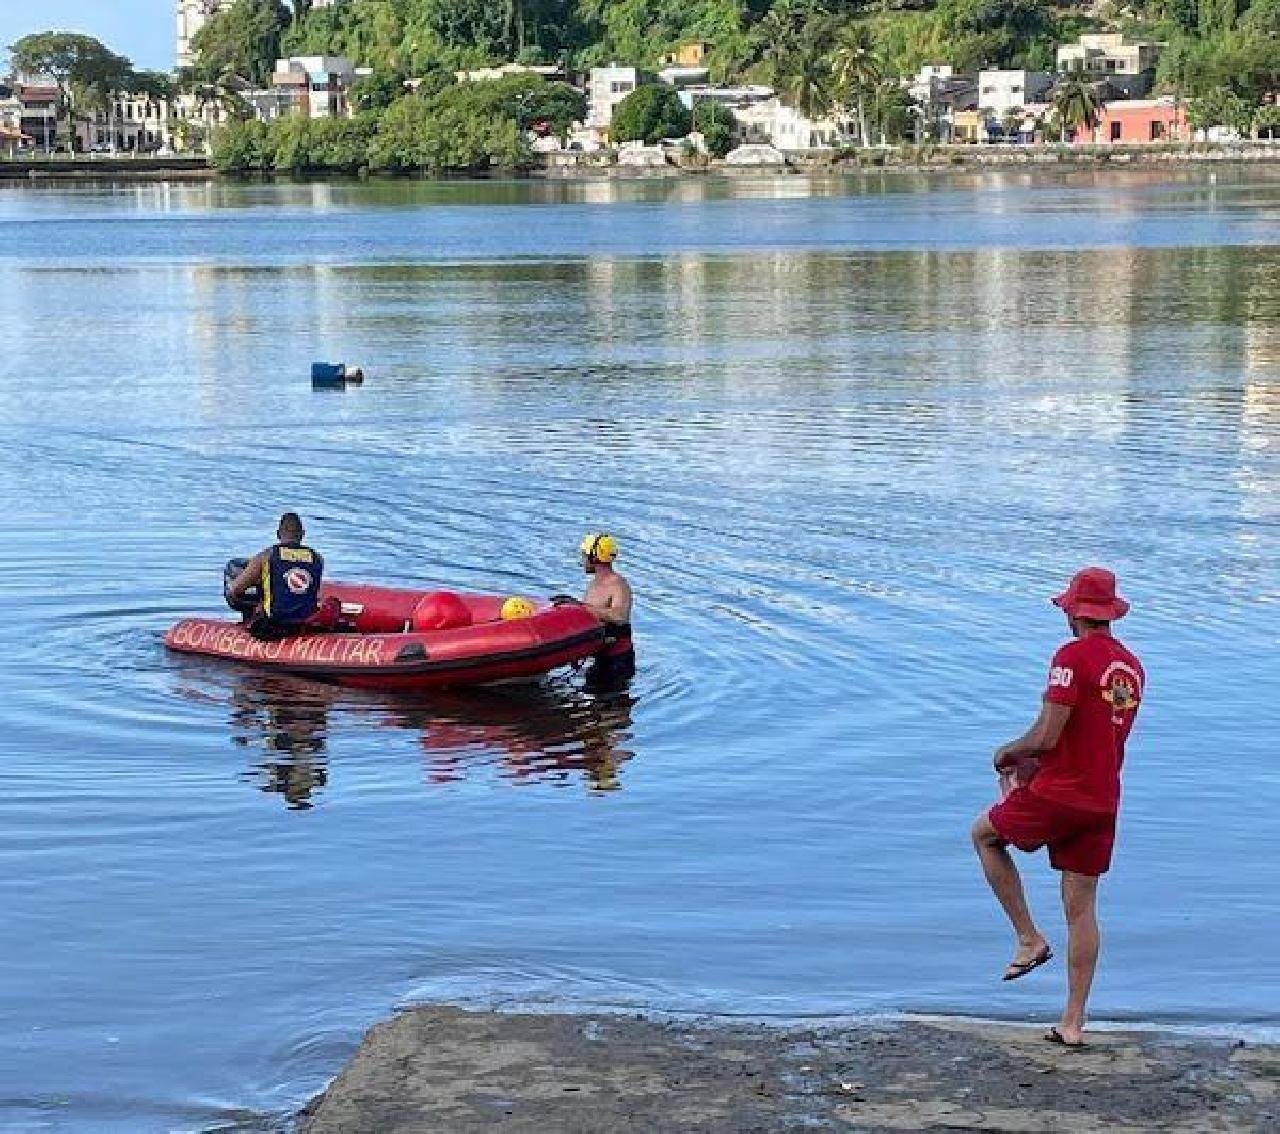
left=0, top=169, right=1276, bottom=1131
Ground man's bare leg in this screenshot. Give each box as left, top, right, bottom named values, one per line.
left=971, top=815, right=1050, bottom=969
left=1057, top=871, right=1101, bottom=1044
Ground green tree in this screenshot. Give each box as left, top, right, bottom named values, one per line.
left=500, top=75, right=586, bottom=135
left=9, top=32, right=133, bottom=152
left=212, top=117, right=274, bottom=170
left=610, top=83, right=692, bottom=142
left=691, top=100, right=737, bottom=155
left=872, top=80, right=913, bottom=143
left=1188, top=86, right=1254, bottom=133
left=368, top=80, right=530, bottom=172
left=757, top=1, right=834, bottom=119
left=351, top=68, right=407, bottom=111
left=1254, top=103, right=1280, bottom=138
left=830, top=26, right=882, bottom=145
left=191, top=0, right=291, bottom=86
left=1052, top=74, right=1102, bottom=141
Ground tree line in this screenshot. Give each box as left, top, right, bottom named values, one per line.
left=6, top=0, right=1275, bottom=164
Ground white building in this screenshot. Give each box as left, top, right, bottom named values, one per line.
left=977, top=70, right=1052, bottom=118
left=906, top=65, right=979, bottom=143
left=658, top=66, right=710, bottom=88
left=176, top=0, right=234, bottom=70
left=271, top=56, right=357, bottom=119
left=456, top=63, right=564, bottom=83
left=676, top=84, right=773, bottom=112
left=588, top=66, right=642, bottom=131
left=79, top=91, right=174, bottom=152
left=736, top=98, right=838, bottom=150
left=1057, top=34, right=1162, bottom=77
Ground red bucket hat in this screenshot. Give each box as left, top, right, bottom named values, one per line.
left=1052, top=567, right=1130, bottom=621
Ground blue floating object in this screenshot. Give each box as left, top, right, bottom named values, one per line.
left=311, top=361, right=345, bottom=387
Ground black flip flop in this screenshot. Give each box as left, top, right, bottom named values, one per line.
left=1001, top=945, right=1053, bottom=981
left=1044, top=1027, right=1088, bottom=1049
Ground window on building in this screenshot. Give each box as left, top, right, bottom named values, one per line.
left=1110, top=121, right=1122, bottom=141
left=1150, top=120, right=1165, bottom=140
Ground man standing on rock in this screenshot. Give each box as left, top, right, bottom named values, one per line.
left=971, top=567, right=1145, bottom=1047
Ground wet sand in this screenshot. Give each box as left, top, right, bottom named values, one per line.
left=299, top=1006, right=1278, bottom=1132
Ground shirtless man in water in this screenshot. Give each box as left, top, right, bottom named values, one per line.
left=579, top=532, right=635, bottom=688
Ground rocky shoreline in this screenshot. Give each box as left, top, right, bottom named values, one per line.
left=297, top=1005, right=1278, bottom=1132
left=2, top=143, right=1276, bottom=183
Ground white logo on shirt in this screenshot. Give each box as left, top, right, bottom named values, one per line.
left=1049, top=665, right=1074, bottom=689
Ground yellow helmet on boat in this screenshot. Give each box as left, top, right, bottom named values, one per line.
left=500, top=596, right=537, bottom=620
left=580, top=533, right=618, bottom=564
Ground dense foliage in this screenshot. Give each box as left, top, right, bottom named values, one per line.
left=12, top=0, right=1277, bottom=168
left=190, top=0, right=293, bottom=85
left=277, top=0, right=1280, bottom=135
left=211, top=73, right=586, bottom=172
left=691, top=100, right=737, bottom=155
left=609, top=83, right=692, bottom=143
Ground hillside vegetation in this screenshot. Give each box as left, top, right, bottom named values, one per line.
left=191, top=0, right=1277, bottom=104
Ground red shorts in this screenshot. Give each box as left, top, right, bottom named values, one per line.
left=988, top=788, right=1117, bottom=876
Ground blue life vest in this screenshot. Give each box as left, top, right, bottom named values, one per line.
left=261, top=543, right=323, bottom=624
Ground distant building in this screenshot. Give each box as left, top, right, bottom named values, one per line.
left=1076, top=97, right=1188, bottom=144
left=662, top=43, right=712, bottom=69
left=907, top=65, right=977, bottom=143
left=588, top=66, right=644, bottom=131
left=1058, top=34, right=1162, bottom=79
left=79, top=91, right=173, bottom=152
left=658, top=65, right=711, bottom=88
left=675, top=84, right=774, bottom=113
left=177, top=0, right=234, bottom=71
left=13, top=79, right=59, bottom=150
left=455, top=63, right=565, bottom=84
left=0, top=88, right=28, bottom=155
left=1057, top=34, right=1163, bottom=98
left=978, top=70, right=1052, bottom=118
left=951, top=108, right=985, bottom=144
left=736, top=97, right=838, bottom=150
left=270, top=56, right=357, bottom=119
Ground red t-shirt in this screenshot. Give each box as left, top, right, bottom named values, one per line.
left=1030, top=633, right=1145, bottom=815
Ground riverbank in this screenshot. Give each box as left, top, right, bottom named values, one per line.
left=2, top=143, right=1276, bottom=183
left=298, top=1005, right=1278, bottom=1132
left=0, top=155, right=212, bottom=180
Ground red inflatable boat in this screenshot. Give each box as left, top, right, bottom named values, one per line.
left=164, top=583, right=606, bottom=692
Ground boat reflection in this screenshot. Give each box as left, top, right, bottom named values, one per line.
left=222, top=670, right=636, bottom=808
left=398, top=684, right=635, bottom=792
left=228, top=673, right=332, bottom=809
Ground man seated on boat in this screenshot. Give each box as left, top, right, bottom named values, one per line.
left=579, top=532, right=635, bottom=689
left=224, top=513, right=333, bottom=639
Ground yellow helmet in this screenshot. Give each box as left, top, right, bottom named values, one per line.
left=501, top=596, right=537, bottom=620
left=580, top=532, right=618, bottom=564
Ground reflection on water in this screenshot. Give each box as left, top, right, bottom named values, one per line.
left=229, top=674, right=333, bottom=809
left=0, top=171, right=1276, bottom=1133
left=222, top=670, right=637, bottom=807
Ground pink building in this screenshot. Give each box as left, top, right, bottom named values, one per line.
left=1075, top=97, right=1188, bottom=144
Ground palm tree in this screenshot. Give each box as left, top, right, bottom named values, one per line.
left=756, top=3, right=835, bottom=125
left=781, top=41, right=834, bottom=121
left=757, top=2, right=805, bottom=88
left=1053, top=75, right=1102, bottom=143
left=830, top=27, right=882, bottom=147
